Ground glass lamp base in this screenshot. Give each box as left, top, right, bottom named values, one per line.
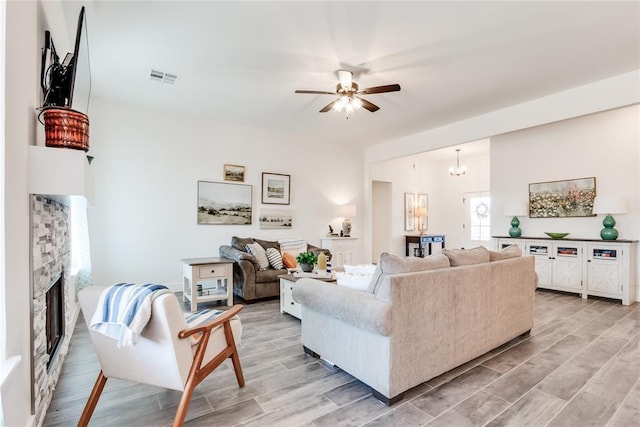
left=600, top=214, right=618, bottom=240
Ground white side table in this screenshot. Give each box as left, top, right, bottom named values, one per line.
left=181, top=257, right=234, bottom=312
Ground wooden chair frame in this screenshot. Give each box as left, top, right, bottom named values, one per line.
left=77, top=305, right=245, bottom=427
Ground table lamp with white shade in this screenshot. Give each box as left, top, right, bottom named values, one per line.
left=592, top=196, right=627, bottom=240
left=504, top=201, right=528, bottom=238
left=416, top=207, right=428, bottom=235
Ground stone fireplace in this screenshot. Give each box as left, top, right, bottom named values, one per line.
left=31, top=195, right=75, bottom=426
left=45, top=272, right=64, bottom=368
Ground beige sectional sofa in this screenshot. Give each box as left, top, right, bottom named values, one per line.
left=292, top=246, right=536, bottom=404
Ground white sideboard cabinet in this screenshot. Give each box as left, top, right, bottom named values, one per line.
left=494, top=236, right=638, bottom=305
left=321, top=237, right=358, bottom=268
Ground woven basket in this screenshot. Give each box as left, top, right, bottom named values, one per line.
left=43, top=108, right=90, bottom=151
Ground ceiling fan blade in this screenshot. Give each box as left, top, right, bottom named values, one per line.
left=295, top=90, right=337, bottom=95
left=359, top=84, right=401, bottom=94
left=359, top=97, right=380, bottom=112
left=338, top=70, right=353, bottom=91
left=319, top=99, right=338, bottom=113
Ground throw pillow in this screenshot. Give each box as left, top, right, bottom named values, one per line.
left=231, top=236, right=254, bottom=252
left=254, top=238, right=280, bottom=252
left=489, top=244, right=522, bottom=261
left=282, top=252, right=297, bottom=269
left=245, top=243, right=270, bottom=270
left=336, top=264, right=377, bottom=291
left=266, top=247, right=284, bottom=270
left=278, top=239, right=308, bottom=258
left=442, top=246, right=490, bottom=267
left=369, top=252, right=450, bottom=296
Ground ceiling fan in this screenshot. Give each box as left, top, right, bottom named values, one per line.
left=295, top=70, right=401, bottom=114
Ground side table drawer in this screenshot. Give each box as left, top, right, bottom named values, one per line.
left=280, top=279, right=302, bottom=319
left=198, top=263, right=230, bottom=279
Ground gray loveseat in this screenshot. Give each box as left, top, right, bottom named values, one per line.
left=293, top=246, right=536, bottom=404
left=219, top=236, right=330, bottom=301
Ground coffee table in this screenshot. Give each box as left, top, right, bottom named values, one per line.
left=279, top=273, right=336, bottom=319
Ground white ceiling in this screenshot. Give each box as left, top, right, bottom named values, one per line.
left=61, top=1, right=640, bottom=149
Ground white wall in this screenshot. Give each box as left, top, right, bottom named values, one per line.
left=491, top=105, right=640, bottom=299
left=370, top=147, right=490, bottom=256
left=4, top=1, right=42, bottom=426
left=87, top=97, right=365, bottom=287
left=363, top=71, right=639, bottom=266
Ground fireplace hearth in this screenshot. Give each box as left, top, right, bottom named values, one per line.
left=45, top=272, right=64, bottom=369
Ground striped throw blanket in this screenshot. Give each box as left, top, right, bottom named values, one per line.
left=90, top=283, right=170, bottom=348
left=183, top=309, right=240, bottom=344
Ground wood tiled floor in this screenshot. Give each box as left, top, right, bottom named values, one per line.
left=44, top=290, right=640, bottom=426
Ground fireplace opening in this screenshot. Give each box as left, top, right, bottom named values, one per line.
left=46, top=272, right=65, bottom=369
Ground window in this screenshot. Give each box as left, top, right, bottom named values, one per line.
left=463, top=191, right=491, bottom=246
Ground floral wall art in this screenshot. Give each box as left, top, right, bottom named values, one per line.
left=528, top=177, right=596, bottom=218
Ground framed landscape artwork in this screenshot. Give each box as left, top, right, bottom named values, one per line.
left=262, top=172, right=290, bottom=205
left=197, top=181, right=252, bottom=225
left=259, top=208, right=293, bottom=229
left=223, top=164, right=245, bottom=182
left=404, top=193, right=415, bottom=231
left=529, top=177, right=596, bottom=218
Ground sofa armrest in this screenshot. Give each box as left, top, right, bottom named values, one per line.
left=292, top=279, right=392, bottom=336
left=219, top=245, right=260, bottom=268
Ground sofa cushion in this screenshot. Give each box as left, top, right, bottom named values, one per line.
left=371, top=252, right=451, bottom=301
left=282, top=252, right=297, bottom=268
left=279, top=239, right=308, bottom=259
left=336, top=264, right=377, bottom=291
left=442, top=246, right=490, bottom=267
left=489, top=244, right=522, bottom=261
left=246, top=243, right=270, bottom=270
left=231, top=236, right=254, bottom=252
left=255, top=268, right=288, bottom=283
left=266, top=247, right=284, bottom=269
left=254, top=238, right=280, bottom=252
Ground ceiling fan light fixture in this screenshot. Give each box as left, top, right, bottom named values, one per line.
left=295, top=70, right=399, bottom=115
left=333, top=95, right=349, bottom=112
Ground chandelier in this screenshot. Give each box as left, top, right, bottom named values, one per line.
left=449, top=149, right=466, bottom=176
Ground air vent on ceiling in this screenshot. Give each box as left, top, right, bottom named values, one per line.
left=149, top=69, right=178, bottom=85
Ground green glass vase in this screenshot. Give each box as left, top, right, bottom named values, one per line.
left=508, top=216, right=521, bottom=238
left=600, top=214, right=619, bottom=240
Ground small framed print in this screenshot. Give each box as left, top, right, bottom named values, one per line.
left=259, top=208, right=293, bottom=229
left=262, top=172, right=290, bottom=205
left=223, top=164, right=245, bottom=182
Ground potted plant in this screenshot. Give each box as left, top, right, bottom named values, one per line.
left=296, top=251, right=317, bottom=272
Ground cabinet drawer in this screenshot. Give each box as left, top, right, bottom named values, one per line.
left=198, top=264, right=229, bottom=279
left=280, top=280, right=302, bottom=318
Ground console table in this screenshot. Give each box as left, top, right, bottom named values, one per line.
left=181, top=257, right=234, bottom=312
left=493, top=236, right=638, bottom=305
left=405, top=234, right=446, bottom=257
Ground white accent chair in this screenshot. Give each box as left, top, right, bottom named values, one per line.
left=77, top=286, right=244, bottom=427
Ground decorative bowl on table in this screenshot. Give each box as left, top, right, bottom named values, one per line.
left=545, top=232, right=569, bottom=239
